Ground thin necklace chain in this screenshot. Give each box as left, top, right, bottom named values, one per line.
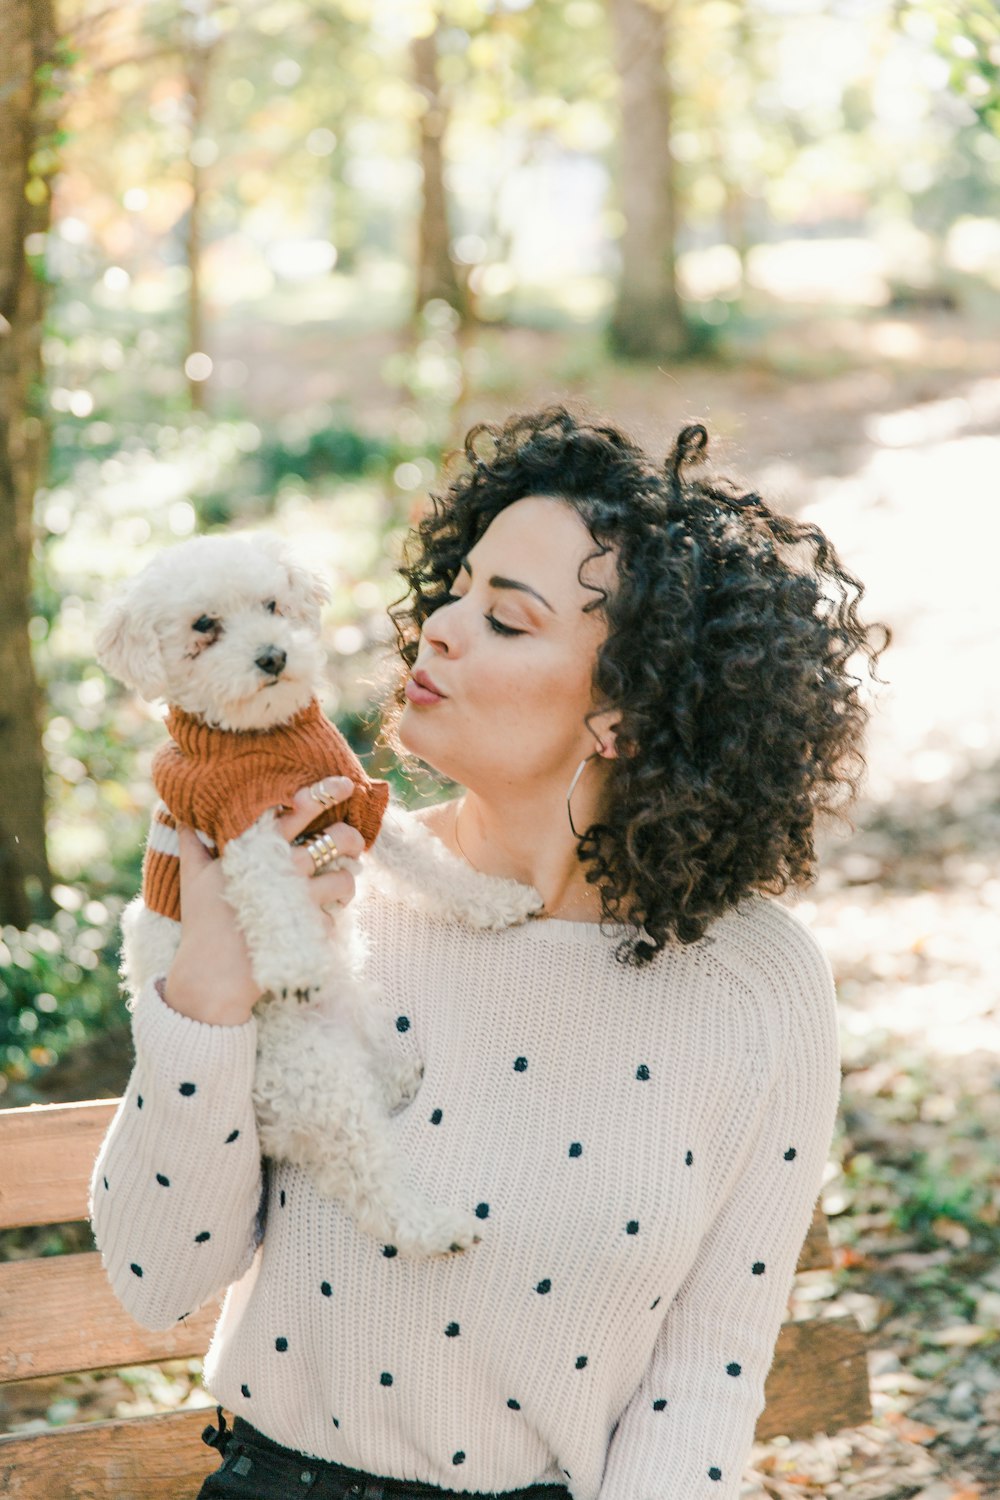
left=451, top=798, right=594, bottom=921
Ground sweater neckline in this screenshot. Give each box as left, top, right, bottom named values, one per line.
left=165, top=698, right=323, bottom=753
left=367, top=801, right=636, bottom=938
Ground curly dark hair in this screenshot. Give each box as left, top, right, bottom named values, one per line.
left=383, top=405, right=890, bottom=966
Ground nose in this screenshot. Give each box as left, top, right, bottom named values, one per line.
left=255, top=645, right=287, bottom=677
left=422, top=599, right=462, bottom=656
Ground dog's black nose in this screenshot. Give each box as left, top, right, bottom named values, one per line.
left=255, top=646, right=287, bottom=677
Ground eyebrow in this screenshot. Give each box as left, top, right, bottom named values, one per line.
left=459, top=557, right=556, bottom=614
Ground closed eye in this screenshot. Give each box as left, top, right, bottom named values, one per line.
left=485, top=614, right=524, bottom=637
left=439, top=592, right=525, bottom=638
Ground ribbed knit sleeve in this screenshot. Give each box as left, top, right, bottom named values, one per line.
left=596, top=907, right=840, bottom=1499
left=89, top=977, right=263, bottom=1332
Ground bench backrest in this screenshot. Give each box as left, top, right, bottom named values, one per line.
left=0, top=1099, right=870, bottom=1499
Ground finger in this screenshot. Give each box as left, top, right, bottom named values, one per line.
left=306, top=867, right=357, bottom=911
left=177, top=823, right=213, bottom=884
left=291, top=823, right=365, bottom=873
left=275, top=779, right=355, bottom=841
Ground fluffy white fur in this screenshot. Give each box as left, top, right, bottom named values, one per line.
left=99, top=531, right=493, bottom=1258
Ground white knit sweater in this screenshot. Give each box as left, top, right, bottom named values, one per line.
left=90, top=807, right=841, bottom=1500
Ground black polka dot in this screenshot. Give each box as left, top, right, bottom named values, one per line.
left=652, top=1399, right=667, bottom=1411
left=575, top=1355, right=588, bottom=1370
left=452, top=1452, right=465, bottom=1466
left=568, top=1142, right=582, bottom=1157
left=726, top=1361, right=742, bottom=1376
left=507, top=1399, right=521, bottom=1411
left=626, top=1220, right=639, bottom=1235
left=380, top=1372, right=393, bottom=1386
left=650, top=1296, right=661, bottom=1310
left=137, top=1096, right=143, bottom=1109
left=445, top=1322, right=460, bottom=1337
left=709, top=1467, right=722, bottom=1482
left=475, top=1202, right=489, bottom=1220
left=177, top=1312, right=190, bottom=1322
left=332, top=1416, right=340, bottom=1429
left=396, top=1015, right=410, bottom=1032
left=563, top=1471, right=571, bottom=1480
left=513, top=1056, right=528, bottom=1072
left=752, top=1261, right=766, bottom=1275
left=275, top=1337, right=288, bottom=1352
left=103, top=1176, right=109, bottom=1190
left=383, top=1245, right=398, bottom=1258
left=684, top=1150, right=693, bottom=1166
left=225, top=1129, right=240, bottom=1143
left=784, top=1147, right=797, bottom=1160
left=536, top=1278, right=551, bottom=1294
left=179, top=1082, right=196, bottom=1096
left=430, top=1108, right=443, bottom=1124
left=279, top=1189, right=286, bottom=1208
left=156, top=1173, right=170, bottom=1187
left=241, top=1384, right=251, bottom=1399
left=194, top=1231, right=211, bottom=1243
left=635, top=1064, right=650, bottom=1081
left=321, top=1281, right=332, bottom=1297
left=130, top=1263, right=143, bottom=1277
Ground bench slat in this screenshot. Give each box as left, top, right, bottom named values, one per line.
left=0, top=1253, right=220, bottom=1383
left=0, top=1100, right=118, bottom=1231
left=0, top=1318, right=870, bottom=1499
left=0, top=1408, right=221, bottom=1500
left=756, top=1316, right=871, bottom=1441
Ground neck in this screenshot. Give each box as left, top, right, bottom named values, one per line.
left=451, top=768, right=609, bottom=922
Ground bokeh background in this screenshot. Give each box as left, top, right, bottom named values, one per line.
left=2, top=1, right=999, bottom=1493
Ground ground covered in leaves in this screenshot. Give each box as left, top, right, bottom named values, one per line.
left=4, top=307, right=999, bottom=1499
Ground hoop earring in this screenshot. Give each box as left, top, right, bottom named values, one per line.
left=566, top=752, right=602, bottom=840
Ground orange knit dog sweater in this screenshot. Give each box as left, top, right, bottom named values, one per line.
left=142, top=699, right=389, bottom=921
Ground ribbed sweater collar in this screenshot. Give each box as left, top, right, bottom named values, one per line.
left=165, top=698, right=324, bottom=755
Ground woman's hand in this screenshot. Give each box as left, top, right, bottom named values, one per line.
left=162, top=777, right=365, bottom=1026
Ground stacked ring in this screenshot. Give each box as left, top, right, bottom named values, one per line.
left=304, top=831, right=341, bottom=875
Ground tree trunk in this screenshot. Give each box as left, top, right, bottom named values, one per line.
left=183, top=27, right=211, bottom=412
left=0, top=0, right=57, bottom=925
left=411, top=27, right=468, bottom=323
left=607, top=0, right=690, bottom=359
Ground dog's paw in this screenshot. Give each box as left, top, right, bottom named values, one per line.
left=392, top=1205, right=483, bottom=1260
left=384, top=1054, right=425, bottom=1113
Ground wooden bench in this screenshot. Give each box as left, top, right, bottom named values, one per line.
left=0, top=1099, right=871, bottom=1499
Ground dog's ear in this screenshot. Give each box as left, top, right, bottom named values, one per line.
left=282, top=556, right=331, bottom=628
left=95, top=592, right=168, bottom=699
left=252, top=534, right=331, bottom=629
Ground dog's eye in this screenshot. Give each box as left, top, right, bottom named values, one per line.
left=192, top=615, right=217, bottom=633
left=265, top=599, right=278, bottom=614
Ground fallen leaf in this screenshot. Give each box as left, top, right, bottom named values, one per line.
left=923, top=1323, right=986, bottom=1347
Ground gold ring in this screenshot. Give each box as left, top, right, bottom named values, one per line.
left=304, top=831, right=340, bottom=874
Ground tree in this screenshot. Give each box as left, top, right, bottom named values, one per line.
left=606, top=0, right=691, bottom=359
left=0, top=0, right=58, bottom=925
left=412, top=20, right=467, bottom=323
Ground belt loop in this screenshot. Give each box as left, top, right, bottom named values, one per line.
left=201, top=1405, right=232, bottom=1454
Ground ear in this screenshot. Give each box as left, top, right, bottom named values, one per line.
left=282, top=555, right=331, bottom=628
left=95, top=593, right=168, bottom=700
left=252, top=534, right=331, bottom=629
left=589, top=712, right=621, bottom=760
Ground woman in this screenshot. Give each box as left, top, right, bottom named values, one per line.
left=91, top=406, right=888, bottom=1500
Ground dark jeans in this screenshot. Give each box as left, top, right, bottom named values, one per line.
left=197, top=1409, right=573, bottom=1500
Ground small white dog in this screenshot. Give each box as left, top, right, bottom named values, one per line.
left=97, top=531, right=486, bottom=1257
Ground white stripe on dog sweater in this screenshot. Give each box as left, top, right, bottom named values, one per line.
left=90, top=805, right=841, bottom=1500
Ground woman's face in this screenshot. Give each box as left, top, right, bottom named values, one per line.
left=397, top=495, right=617, bottom=798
